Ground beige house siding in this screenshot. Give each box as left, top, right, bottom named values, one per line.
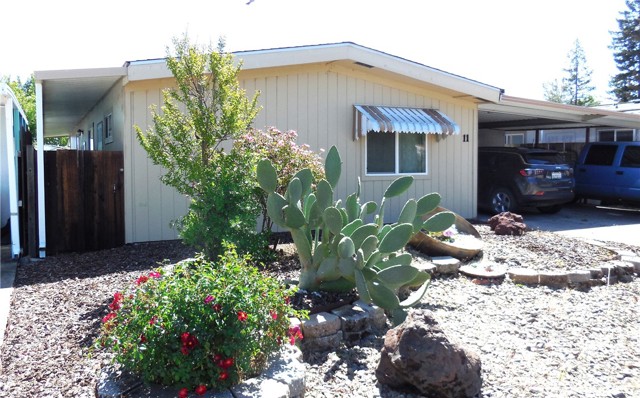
left=123, top=79, right=190, bottom=243
left=240, top=63, right=478, bottom=221
left=77, top=81, right=125, bottom=151
left=121, top=62, right=479, bottom=243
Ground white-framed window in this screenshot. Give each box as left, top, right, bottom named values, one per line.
left=366, top=132, right=427, bottom=175
left=505, top=133, right=524, bottom=146
left=104, top=113, right=114, bottom=144
left=597, top=129, right=635, bottom=142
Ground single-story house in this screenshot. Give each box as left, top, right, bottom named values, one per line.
left=32, top=42, right=640, bottom=257
left=1, top=83, right=30, bottom=258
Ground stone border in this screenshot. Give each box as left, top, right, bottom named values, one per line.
left=96, top=345, right=305, bottom=398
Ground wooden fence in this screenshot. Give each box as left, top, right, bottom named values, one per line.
left=44, top=150, right=124, bottom=254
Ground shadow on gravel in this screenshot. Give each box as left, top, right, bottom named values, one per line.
left=13, top=241, right=196, bottom=288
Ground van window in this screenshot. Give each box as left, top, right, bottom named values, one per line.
left=584, top=145, right=617, bottom=166
left=621, top=146, right=640, bottom=168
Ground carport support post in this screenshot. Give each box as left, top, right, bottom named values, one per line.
left=535, top=129, right=540, bottom=146
left=35, top=82, right=46, bottom=258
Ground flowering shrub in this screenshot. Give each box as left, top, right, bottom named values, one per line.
left=428, top=225, right=458, bottom=243
left=96, top=245, right=306, bottom=393
left=234, top=127, right=325, bottom=233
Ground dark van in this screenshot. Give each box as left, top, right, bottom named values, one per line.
left=574, top=142, right=640, bottom=204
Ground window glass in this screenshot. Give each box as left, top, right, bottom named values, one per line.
left=584, top=145, right=617, bottom=166
left=525, top=152, right=564, bottom=164
left=399, top=133, right=426, bottom=173
left=367, top=132, right=395, bottom=174
left=621, top=146, right=640, bottom=168
left=617, top=130, right=634, bottom=142
left=598, top=131, right=615, bottom=142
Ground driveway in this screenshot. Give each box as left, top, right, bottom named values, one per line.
left=478, top=203, right=640, bottom=247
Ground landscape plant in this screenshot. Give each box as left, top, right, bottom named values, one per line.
left=95, top=244, right=306, bottom=394
left=257, top=145, right=455, bottom=323
left=234, top=127, right=325, bottom=234
left=136, top=35, right=263, bottom=259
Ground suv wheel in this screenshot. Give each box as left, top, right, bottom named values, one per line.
left=490, top=188, right=517, bottom=214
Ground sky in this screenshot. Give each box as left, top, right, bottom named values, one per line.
left=2, top=0, right=629, bottom=103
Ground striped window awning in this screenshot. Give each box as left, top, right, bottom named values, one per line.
left=354, top=105, right=460, bottom=140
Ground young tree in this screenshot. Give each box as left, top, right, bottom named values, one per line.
left=136, top=35, right=263, bottom=259
left=610, top=0, right=640, bottom=102
left=543, top=39, right=598, bottom=106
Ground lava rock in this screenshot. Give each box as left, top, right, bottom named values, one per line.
left=488, top=212, right=527, bottom=236
left=376, top=309, right=482, bottom=398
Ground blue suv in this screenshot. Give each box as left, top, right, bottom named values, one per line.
left=574, top=142, right=640, bottom=205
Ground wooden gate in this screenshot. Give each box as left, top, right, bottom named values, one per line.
left=44, top=150, right=124, bottom=254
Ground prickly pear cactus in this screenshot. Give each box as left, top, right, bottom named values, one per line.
left=257, top=145, right=454, bottom=324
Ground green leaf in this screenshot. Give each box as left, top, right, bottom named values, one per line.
left=354, top=269, right=371, bottom=302
left=359, top=235, right=378, bottom=260
left=316, top=179, right=333, bottom=210
left=416, top=193, right=441, bottom=215
left=266, top=192, right=287, bottom=226
left=317, top=257, right=340, bottom=282
left=390, top=308, right=408, bottom=325
left=323, top=207, right=343, bottom=235
left=337, top=236, right=356, bottom=259
left=325, top=146, right=342, bottom=189
left=400, top=278, right=431, bottom=308
left=365, top=250, right=382, bottom=269
left=346, top=193, right=359, bottom=223
left=341, top=219, right=363, bottom=237
left=423, top=211, right=456, bottom=233
left=360, top=201, right=378, bottom=218
left=398, top=199, right=417, bottom=224
left=256, top=159, right=277, bottom=193
left=383, top=176, right=414, bottom=198
left=368, top=280, right=400, bottom=311
left=405, top=270, right=431, bottom=288
left=303, top=193, right=317, bottom=219
left=350, top=223, right=379, bottom=249
left=294, top=168, right=314, bottom=197
left=284, top=204, right=306, bottom=229
left=374, top=253, right=413, bottom=270
left=378, top=223, right=413, bottom=254
left=286, top=177, right=302, bottom=204
left=355, top=249, right=365, bottom=270
left=338, top=257, right=355, bottom=280
left=376, top=265, right=419, bottom=289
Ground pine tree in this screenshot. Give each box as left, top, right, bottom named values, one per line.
left=610, top=0, right=640, bottom=102
left=543, top=40, right=598, bottom=106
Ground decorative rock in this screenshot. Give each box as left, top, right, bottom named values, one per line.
left=353, top=300, right=387, bottom=330
left=508, top=268, right=539, bottom=285
left=376, top=310, right=482, bottom=398
left=538, top=271, right=568, bottom=287
left=262, top=346, right=306, bottom=398
left=589, top=268, right=604, bottom=279
left=230, top=378, right=290, bottom=398
left=431, top=256, right=461, bottom=274
left=331, top=305, right=370, bottom=334
left=301, top=312, right=341, bottom=339
left=413, top=261, right=437, bottom=275
left=459, top=263, right=507, bottom=279
left=488, top=212, right=526, bottom=236
left=567, top=270, right=592, bottom=284
left=302, top=331, right=343, bottom=352
left=603, top=276, right=618, bottom=285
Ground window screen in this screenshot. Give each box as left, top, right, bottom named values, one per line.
left=367, top=132, right=396, bottom=174
left=366, top=132, right=427, bottom=174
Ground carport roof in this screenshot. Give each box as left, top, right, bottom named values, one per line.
left=479, top=95, right=640, bottom=130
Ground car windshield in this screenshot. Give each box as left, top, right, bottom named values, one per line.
left=524, top=152, right=565, bottom=165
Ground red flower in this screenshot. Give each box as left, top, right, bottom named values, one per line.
left=181, top=346, right=190, bottom=356
left=136, top=275, right=149, bottom=285
left=149, top=316, right=158, bottom=325
left=139, top=334, right=147, bottom=344
left=221, top=357, right=234, bottom=369
left=237, top=311, right=248, bottom=322
left=212, top=303, right=222, bottom=312
left=218, top=371, right=229, bottom=381
left=288, top=325, right=303, bottom=345
left=149, top=271, right=161, bottom=279
left=284, top=296, right=291, bottom=305
left=180, top=332, right=191, bottom=344
left=108, top=291, right=124, bottom=311
left=270, top=310, right=278, bottom=320
left=213, top=353, right=222, bottom=363
left=204, top=295, right=214, bottom=304
left=178, top=387, right=189, bottom=398
left=195, top=385, right=207, bottom=395
left=102, top=312, right=116, bottom=323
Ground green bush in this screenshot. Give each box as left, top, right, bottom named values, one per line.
left=96, top=245, right=306, bottom=393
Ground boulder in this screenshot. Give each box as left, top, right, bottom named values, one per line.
left=376, top=310, right=482, bottom=398
left=488, top=212, right=526, bottom=236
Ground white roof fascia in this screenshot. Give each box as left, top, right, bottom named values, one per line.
left=125, top=43, right=504, bottom=102
left=35, top=67, right=126, bottom=82
left=0, top=83, right=28, bottom=121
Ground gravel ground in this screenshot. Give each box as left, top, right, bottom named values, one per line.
left=0, top=228, right=639, bottom=398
